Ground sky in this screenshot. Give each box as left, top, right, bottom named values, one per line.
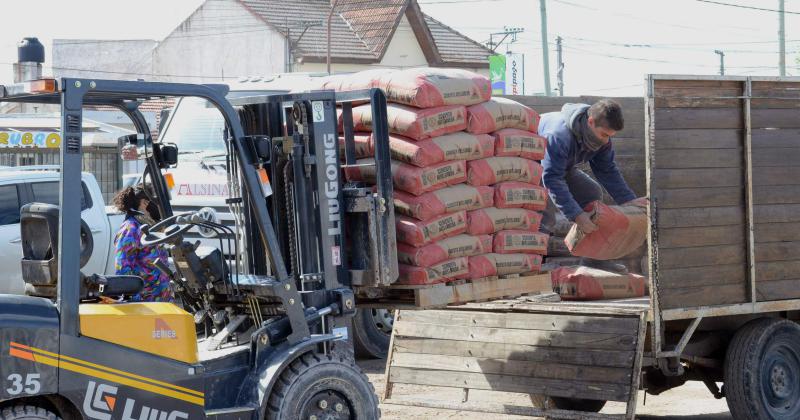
left=1, top=0, right=798, bottom=96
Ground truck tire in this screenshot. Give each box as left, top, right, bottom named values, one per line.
left=725, top=317, right=800, bottom=420
left=0, top=405, right=61, bottom=420
left=266, top=352, right=380, bottom=420
left=352, top=308, right=392, bottom=359
left=530, top=395, right=606, bottom=413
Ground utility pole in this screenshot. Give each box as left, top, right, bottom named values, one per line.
left=556, top=36, right=564, bottom=96
left=715, top=50, right=725, bottom=75
left=487, top=27, right=524, bottom=52
left=539, top=0, right=552, bottom=96
left=779, top=0, right=786, bottom=76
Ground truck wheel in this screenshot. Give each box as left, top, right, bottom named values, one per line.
left=530, top=395, right=606, bottom=413
left=0, top=405, right=61, bottom=420
left=352, top=308, right=392, bottom=359
left=725, top=317, right=800, bottom=420
left=266, top=352, right=380, bottom=420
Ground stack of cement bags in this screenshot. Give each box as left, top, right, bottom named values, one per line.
left=333, top=68, right=551, bottom=285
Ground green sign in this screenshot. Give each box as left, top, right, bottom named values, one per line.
left=489, top=54, right=506, bottom=95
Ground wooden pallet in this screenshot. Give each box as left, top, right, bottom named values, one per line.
left=357, top=273, right=553, bottom=309
left=382, top=304, right=648, bottom=419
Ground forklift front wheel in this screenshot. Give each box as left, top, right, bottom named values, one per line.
left=0, top=405, right=61, bottom=420
left=266, top=352, right=380, bottom=420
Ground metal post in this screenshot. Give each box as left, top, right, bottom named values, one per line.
left=715, top=50, right=725, bottom=75
left=539, top=0, right=552, bottom=96
left=327, top=0, right=339, bottom=75
left=779, top=0, right=786, bottom=76
left=556, top=36, right=564, bottom=96
left=286, top=25, right=292, bottom=73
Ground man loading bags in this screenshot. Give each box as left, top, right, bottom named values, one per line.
left=539, top=99, right=646, bottom=267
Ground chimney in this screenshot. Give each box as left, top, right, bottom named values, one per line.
left=13, top=37, right=45, bottom=83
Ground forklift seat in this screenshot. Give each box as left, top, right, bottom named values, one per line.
left=20, top=203, right=143, bottom=299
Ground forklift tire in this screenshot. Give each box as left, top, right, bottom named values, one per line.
left=266, top=352, right=380, bottom=420
left=0, top=405, right=61, bottom=420
left=724, top=317, right=800, bottom=420
left=530, top=395, right=607, bottom=413
left=352, top=308, right=391, bottom=359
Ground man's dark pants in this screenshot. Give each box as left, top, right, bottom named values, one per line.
left=541, top=167, right=603, bottom=234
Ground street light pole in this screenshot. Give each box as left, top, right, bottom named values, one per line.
left=714, top=50, right=725, bottom=76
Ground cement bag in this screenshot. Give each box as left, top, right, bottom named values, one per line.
left=565, top=200, right=648, bottom=260
left=466, top=97, right=539, bottom=134
left=494, top=182, right=548, bottom=211
left=338, top=133, right=373, bottom=159
left=467, top=157, right=543, bottom=186
left=320, top=69, right=384, bottom=91
left=397, top=257, right=470, bottom=285
left=552, top=266, right=646, bottom=300
left=345, top=159, right=466, bottom=196
left=494, top=128, right=546, bottom=160
left=377, top=67, right=491, bottom=108
left=493, top=230, right=549, bottom=255
left=351, top=103, right=467, bottom=141
left=397, top=234, right=492, bottom=267
left=468, top=253, right=543, bottom=279
left=389, top=132, right=494, bottom=167
left=394, top=185, right=494, bottom=221
left=395, top=211, right=468, bottom=247
left=467, top=207, right=542, bottom=235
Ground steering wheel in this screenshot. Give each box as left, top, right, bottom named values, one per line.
left=140, top=214, right=194, bottom=246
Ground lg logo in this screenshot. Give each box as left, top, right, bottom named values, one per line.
left=83, top=381, right=189, bottom=420
left=83, top=381, right=116, bottom=420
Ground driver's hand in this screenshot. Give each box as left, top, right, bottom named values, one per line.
left=574, top=212, right=598, bottom=234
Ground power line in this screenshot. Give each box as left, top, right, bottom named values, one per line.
left=556, top=35, right=800, bottom=54
left=552, top=0, right=764, bottom=33
left=696, top=0, right=800, bottom=14
left=560, top=45, right=778, bottom=69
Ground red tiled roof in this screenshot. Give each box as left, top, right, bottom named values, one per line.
left=237, top=0, right=491, bottom=66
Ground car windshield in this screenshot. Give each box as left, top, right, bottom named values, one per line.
left=159, top=97, right=226, bottom=154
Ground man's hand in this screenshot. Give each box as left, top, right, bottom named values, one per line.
left=574, top=212, right=598, bottom=234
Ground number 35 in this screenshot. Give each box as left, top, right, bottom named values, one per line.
left=6, top=373, right=41, bottom=395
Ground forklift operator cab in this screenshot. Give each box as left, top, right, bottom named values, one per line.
left=0, top=78, right=379, bottom=420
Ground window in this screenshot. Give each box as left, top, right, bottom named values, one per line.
left=30, top=182, right=92, bottom=211
left=0, top=185, right=20, bottom=225
left=159, top=97, right=226, bottom=154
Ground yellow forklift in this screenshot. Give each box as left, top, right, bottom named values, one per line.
left=0, top=77, right=395, bottom=419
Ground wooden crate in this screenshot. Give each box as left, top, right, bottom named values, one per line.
left=357, top=273, right=553, bottom=309
left=382, top=302, right=648, bottom=419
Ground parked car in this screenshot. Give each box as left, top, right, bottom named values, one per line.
left=0, top=165, right=125, bottom=294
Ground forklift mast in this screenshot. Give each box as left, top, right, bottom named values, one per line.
left=231, top=88, right=398, bottom=304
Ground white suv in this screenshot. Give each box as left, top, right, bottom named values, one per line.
left=0, top=166, right=125, bottom=294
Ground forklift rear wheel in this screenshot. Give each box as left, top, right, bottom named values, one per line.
left=352, top=308, right=392, bottom=359
left=530, top=395, right=607, bottom=413
left=0, top=405, right=61, bottom=420
left=725, top=317, right=800, bottom=420
left=267, top=352, right=380, bottom=419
